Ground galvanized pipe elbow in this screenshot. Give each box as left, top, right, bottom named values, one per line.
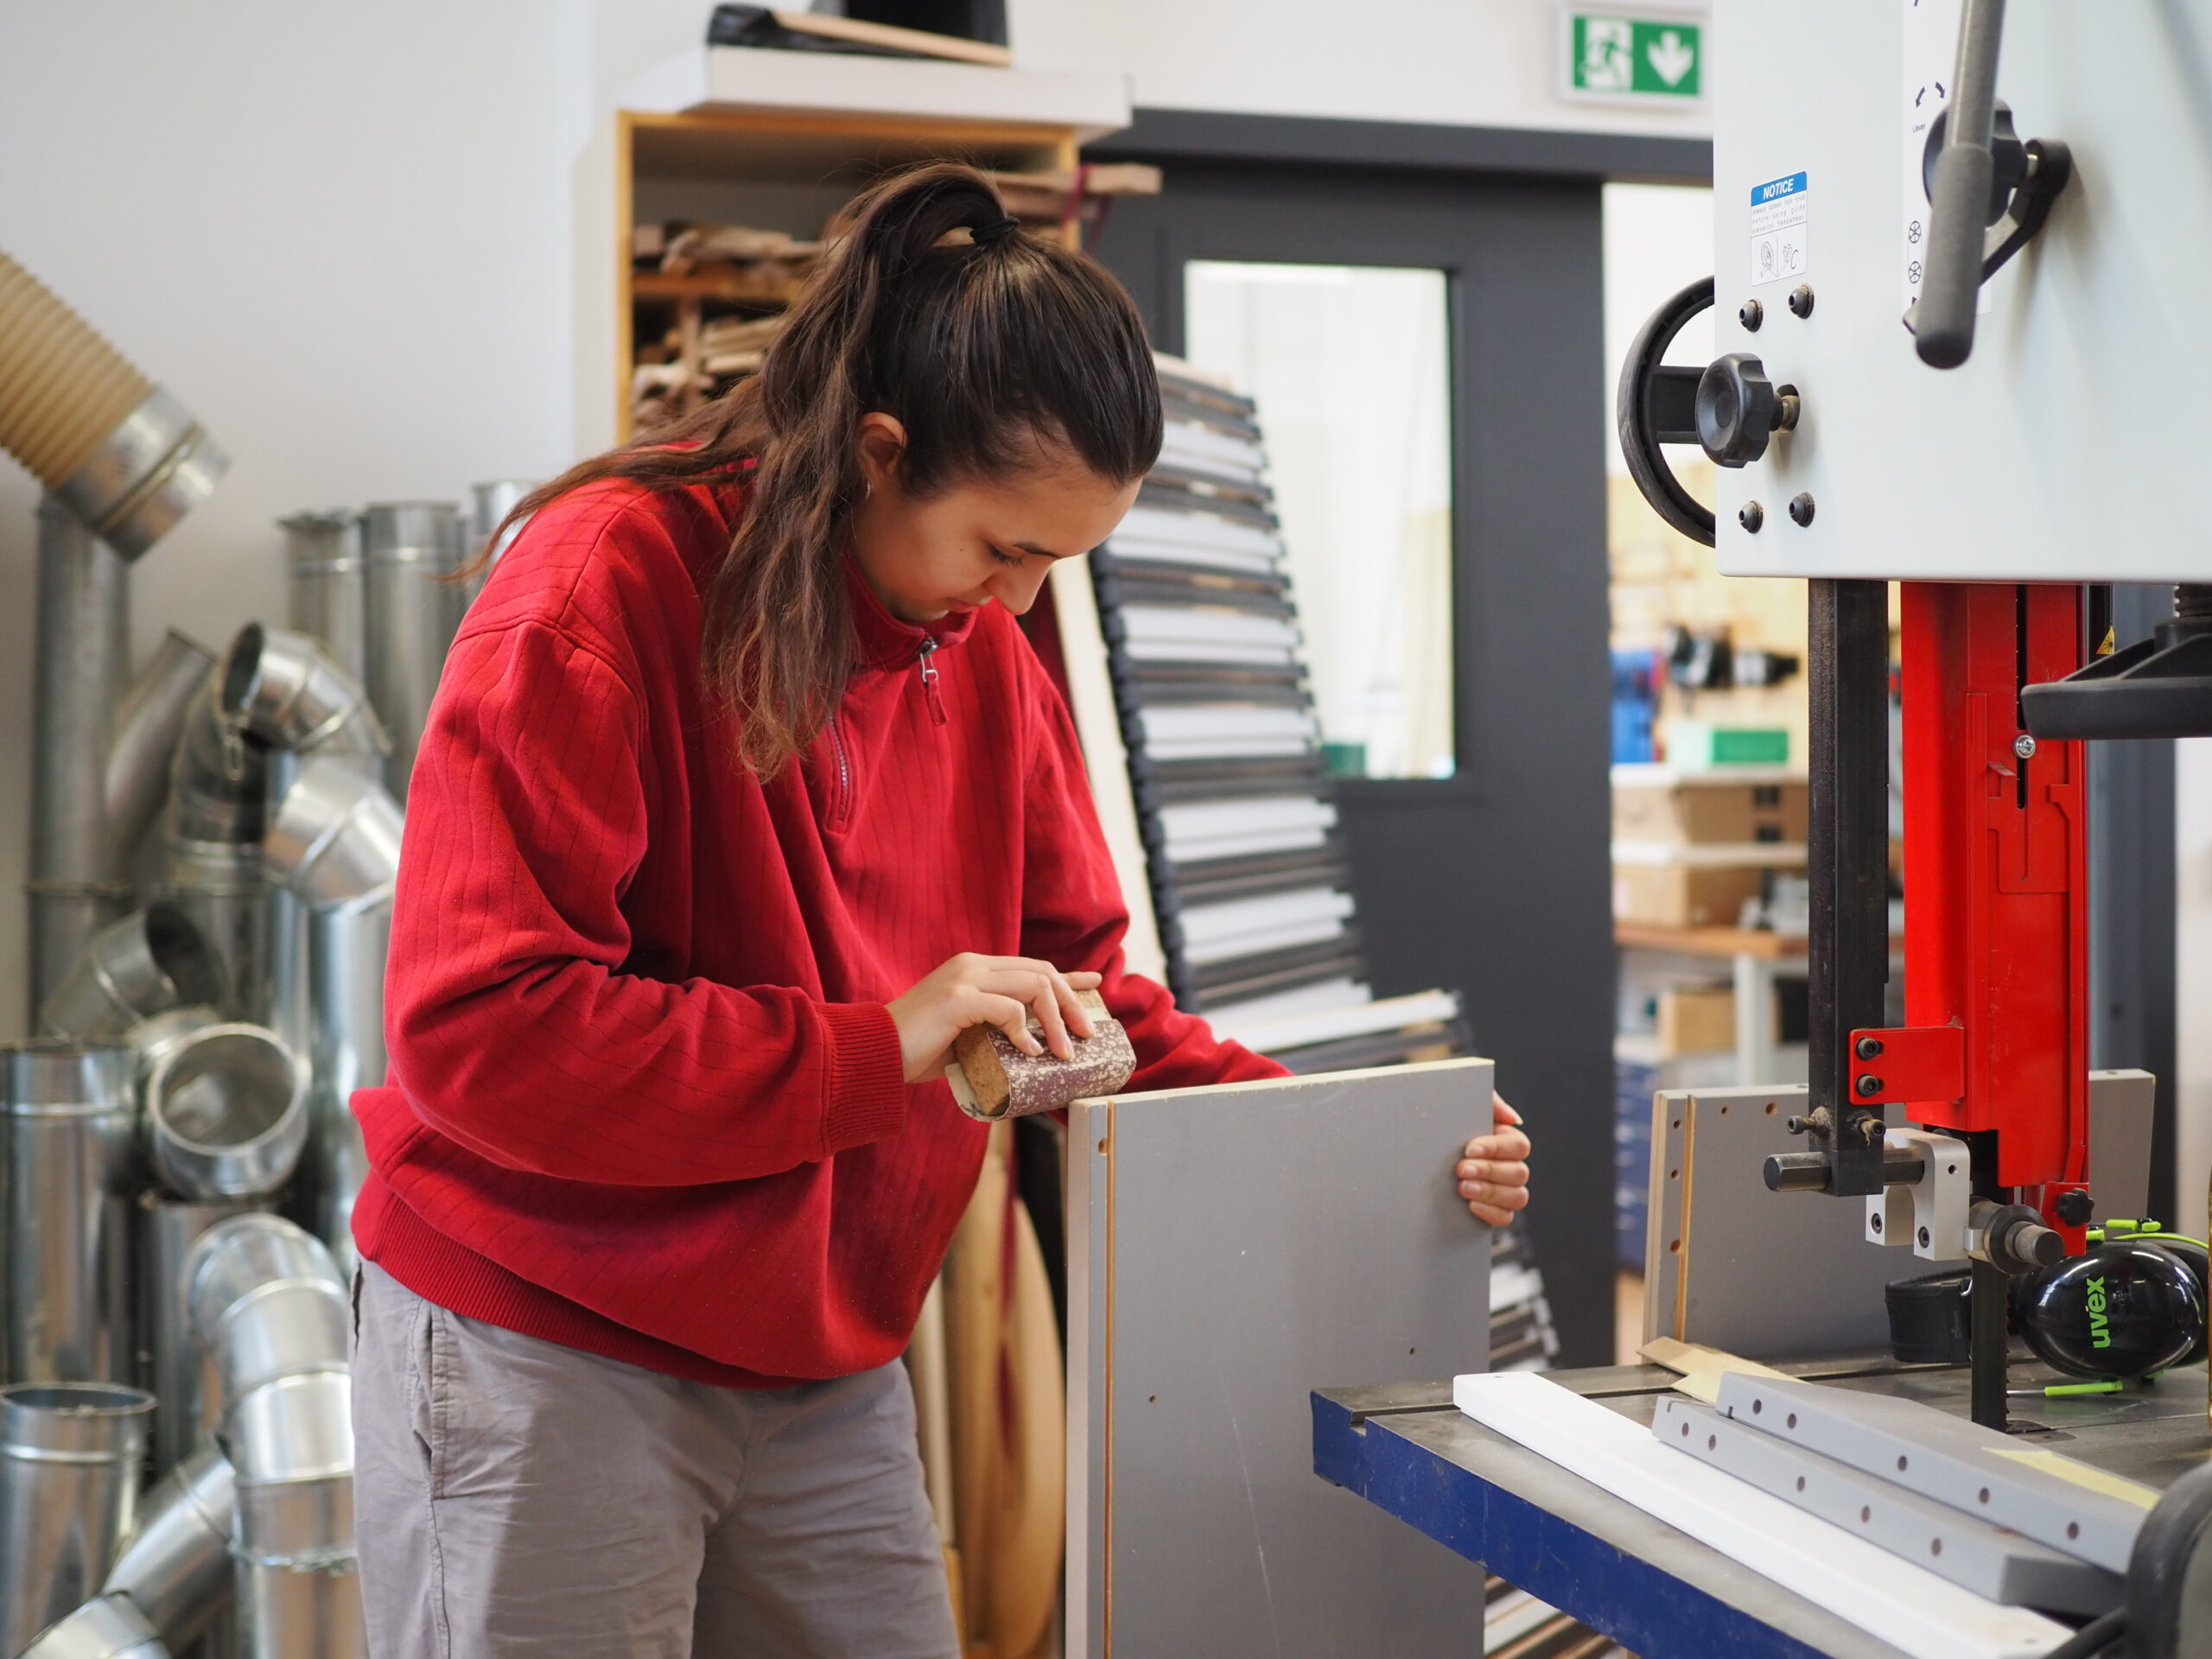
left=0, top=251, right=227, bottom=558
left=102, top=1442, right=236, bottom=1651
left=104, top=631, right=215, bottom=867
left=219, top=624, right=390, bottom=762
left=38, top=903, right=226, bottom=1039
left=264, top=760, right=403, bottom=909
left=168, top=683, right=269, bottom=847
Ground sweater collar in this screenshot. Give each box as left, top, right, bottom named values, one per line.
left=845, top=556, right=981, bottom=670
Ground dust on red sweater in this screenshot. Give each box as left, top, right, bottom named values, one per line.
left=352, top=477, right=1282, bottom=1386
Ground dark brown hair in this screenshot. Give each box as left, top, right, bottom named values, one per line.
left=489, top=162, right=1162, bottom=776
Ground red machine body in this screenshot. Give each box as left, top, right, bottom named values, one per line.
left=1848, top=582, right=2090, bottom=1243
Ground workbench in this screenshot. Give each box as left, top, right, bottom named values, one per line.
left=1313, top=1356, right=2209, bottom=1659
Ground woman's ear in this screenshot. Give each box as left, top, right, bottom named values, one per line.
left=855, top=412, right=910, bottom=499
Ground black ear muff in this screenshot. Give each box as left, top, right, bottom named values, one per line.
left=2013, top=1240, right=2207, bottom=1381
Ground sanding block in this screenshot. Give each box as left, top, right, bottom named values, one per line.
left=946, top=988, right=1136, bottom=1121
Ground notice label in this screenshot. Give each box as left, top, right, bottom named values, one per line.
left=1748, top=171, right=1810, bottom=286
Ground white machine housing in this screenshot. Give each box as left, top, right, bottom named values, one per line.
left=1710, top=0, right=2212, bottom=582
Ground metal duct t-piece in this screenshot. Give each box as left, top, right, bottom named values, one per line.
left=144, top=1024, right=308, bottom=1202
left=103, top=1443, right=236, bottom=1651
left=136, top=1190, right=261, bottom=1476
left=467, top=479, right=537, bottom=602
left=283, top=512, right=367, bottom=684
left=152, top=840, right=265, bottom=1023
left=219, top=624, right=389, bottom=762
left=105, top=631, right=216, bottom=868
left=224, top=1370, right=364, bottom=1659
left=362, top=500, right=463, bottom=800
left=0, top=1382, right=156, bottom=1657
left=40, top=903, right=226, bottom=1039
left=264, top=760, right=404, bottom=909
left=184, top=1216, right=347, bottom=1406
left=16, top=1592, right=168, bottom=1659
left=0, top=251, right=229, bottom=559
left=3, top=1041, right=137, bottom=1383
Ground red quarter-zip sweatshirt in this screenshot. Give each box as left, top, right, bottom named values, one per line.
left=352, top=476, right=1284, bottom=1386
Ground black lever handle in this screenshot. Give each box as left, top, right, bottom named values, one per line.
left=1917, top=0, right=2007, bottom=368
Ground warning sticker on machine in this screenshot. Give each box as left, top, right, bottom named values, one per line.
left=1748, top=172, right=1809, bottom=286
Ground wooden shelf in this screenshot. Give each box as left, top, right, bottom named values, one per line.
left=631, top=269, right=804, bottom=305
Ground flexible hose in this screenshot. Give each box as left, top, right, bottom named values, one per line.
left=0, top=251, right=152, bottom=489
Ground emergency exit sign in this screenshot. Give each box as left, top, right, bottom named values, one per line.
left=1560, top=10, right=1705, bottom=102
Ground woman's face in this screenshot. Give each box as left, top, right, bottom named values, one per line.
left=849, top=413, right=1141, bottom=625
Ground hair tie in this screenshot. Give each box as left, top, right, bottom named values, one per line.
left=971, top=215, right=1021, bottom=248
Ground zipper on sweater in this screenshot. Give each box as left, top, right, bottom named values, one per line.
left=918, top=638, right=946, bottom=724
left=827, top=714, right=853, bottom=829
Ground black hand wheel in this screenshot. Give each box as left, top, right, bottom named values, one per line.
left=1616, top=275, right=1717, bottom=547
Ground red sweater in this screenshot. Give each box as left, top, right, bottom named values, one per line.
left=353, top=477, right=1282, bottom=1386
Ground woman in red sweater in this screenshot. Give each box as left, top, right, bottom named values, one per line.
left=349, top=163, right=1531, bottom=1657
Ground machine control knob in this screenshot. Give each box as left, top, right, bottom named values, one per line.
left=1695, top=353, right=1798, bottom=468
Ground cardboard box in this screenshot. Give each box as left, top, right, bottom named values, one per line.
left=1657, top=986, right=1738, bottom=1056
left=1613, top=768, right=1808, bottom=847
left=1612, top=862, right=1769, bottom=929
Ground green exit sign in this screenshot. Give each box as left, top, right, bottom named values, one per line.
left=1561, top=10, right=1705, bottom=102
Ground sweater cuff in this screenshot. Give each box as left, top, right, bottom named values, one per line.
left=819, top=1001, right=910, bottom=1154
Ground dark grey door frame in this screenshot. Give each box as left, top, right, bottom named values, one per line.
left=1086, top=118, right=1649, bottom=1364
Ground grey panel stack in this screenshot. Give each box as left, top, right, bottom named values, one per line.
left=1067, top=1059, right=1495, bottom=1658
left=4, top=1041, right=138, bottom=1383
left=0, top=1381, right=155, bottom=1656
left=362, top=500, right=463, bottom=800
left=1092, top=366, right=1471, bottom=1071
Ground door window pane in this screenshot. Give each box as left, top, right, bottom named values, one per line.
left=1183, top=262, right=1456, bottom=780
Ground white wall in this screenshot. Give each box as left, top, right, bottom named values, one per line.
left=0, top=0, right=1714, bottom=1033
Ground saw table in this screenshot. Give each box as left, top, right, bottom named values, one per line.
left=1313, top=1357, right=2209, bottom=1659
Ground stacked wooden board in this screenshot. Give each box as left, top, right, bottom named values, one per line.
left=1092, top=360, right=1468, bottom=1070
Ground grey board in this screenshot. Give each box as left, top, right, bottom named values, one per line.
left=1654, top=1396, right=2122, bottom=1615
left=1639, top=1075, right=2161, bottom=1358
left=1641, top=1084, right=1904, bottom=1357
left=1714, top=1374, right=2152, bottom=1575
left=1066, top=1058, right=1494, bottom=1658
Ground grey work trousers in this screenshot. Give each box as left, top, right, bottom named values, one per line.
left=350, top=1262, right=959, bottom=1659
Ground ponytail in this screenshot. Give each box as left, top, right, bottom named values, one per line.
left=487, top=162, right=1162, bottom=777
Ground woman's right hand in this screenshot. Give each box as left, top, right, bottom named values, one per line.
left=887, top=953, right=1102, bottom=1084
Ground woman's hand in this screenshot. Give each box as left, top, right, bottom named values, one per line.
left=1456, top=1092, right=1531, bottom=1227
left=887, top=953, right=1102, bottom=1084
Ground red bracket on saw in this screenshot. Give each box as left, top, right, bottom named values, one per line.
left=1847, top=1023, right=1965, bottom=1109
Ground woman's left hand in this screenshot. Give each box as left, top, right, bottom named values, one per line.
left=1455, top=1093, right=1530, bottom=1227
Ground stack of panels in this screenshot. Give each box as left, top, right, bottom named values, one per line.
left=1490, top=1228, right=1561, bottom=1373
left=1095, top=368, right=1367, bottom=1023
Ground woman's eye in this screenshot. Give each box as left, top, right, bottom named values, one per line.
left=987, top=546, right=1027, bottom=568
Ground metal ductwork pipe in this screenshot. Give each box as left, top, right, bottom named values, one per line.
left=264, top=760, right=401, bottom=1268
left=0, top=251, right=229, bottom=558
left=283, top=512, right=367, bottom=685
left=137, top=1190, right=262, bottom=1477
left=16, top=1592, right=168, bottom=1659
left=184, top=1216, right=347, bottom=1408
left=162, top=681, right=270, bottom=1020
left=144, top=1023, right=308, bottom=1202
left=107, top=631, right=219, bottom=865
left=4, top=1041, right=137, bottom=1383
left=0, top=1381, right=156, bottom=1656
left=185, top=1215, right=362, bottom=1659
left=40, top=903, right=226, bottom=1039
left=362, top=500, right=462, bottom=801
left=467, top=479, right=536, bottom=603
left=103, top=1442, right=236, bottom=1653
left=9, top=248, right=228, bottom=1015
left=226, top=1370, right=364, bottom=1659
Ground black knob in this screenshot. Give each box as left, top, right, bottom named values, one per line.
left=2055, top=1189, right=2094, bottom=1226
left=1696, top=353, right=1781, bottom=468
